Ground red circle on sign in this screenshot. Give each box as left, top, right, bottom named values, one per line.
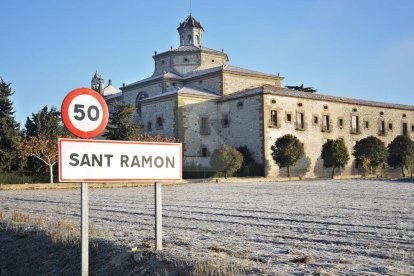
left=61, top=88, right=109, bottom=138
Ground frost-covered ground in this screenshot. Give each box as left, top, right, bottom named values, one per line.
left=1, top=180, right=413, bottom=275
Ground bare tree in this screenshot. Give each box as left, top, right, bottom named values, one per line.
left=20, top=137, right=58, bottom=183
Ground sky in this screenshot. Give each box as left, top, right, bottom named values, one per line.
left=1, top=0, right=413, bottom=127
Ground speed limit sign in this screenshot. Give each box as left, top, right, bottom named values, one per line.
left=61, top=88, right=109, bottom=138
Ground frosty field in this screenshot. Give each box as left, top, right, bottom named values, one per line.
left=1, top=180, right=413, bottom=275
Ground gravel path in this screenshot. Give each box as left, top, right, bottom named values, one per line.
left=1, top=180, right=413, bottom=275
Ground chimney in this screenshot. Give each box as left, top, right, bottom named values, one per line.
left=108, top=79, right=112, bottom=86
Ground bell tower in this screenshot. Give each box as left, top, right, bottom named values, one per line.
left=177, top=15, right=204, bottom=47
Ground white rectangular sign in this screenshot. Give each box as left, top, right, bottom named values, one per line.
left=59, top=138, right=182, bottom=182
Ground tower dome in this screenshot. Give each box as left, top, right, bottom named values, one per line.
left=177, top=15, right=204, bottom=47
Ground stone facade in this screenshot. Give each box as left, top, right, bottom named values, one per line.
left=100, top=15, right=414, bottom=178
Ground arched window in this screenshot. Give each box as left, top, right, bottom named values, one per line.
left=187, top=34, right=192, bottom=45
left=135, top=92, right=148, bottom=117
left=195, top=35, right=200, bottom=45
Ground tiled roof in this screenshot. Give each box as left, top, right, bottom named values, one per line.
left=177, top=15, right=204, bottom=30
left=264, top=86, right=414, bottom=111
left=223, top=65, right=279, bottom=78
left=142, top=86, right=219, bottom=102
left=155, top=45, right=226, bottom=56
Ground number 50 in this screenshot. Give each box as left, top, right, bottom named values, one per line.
left=74, top=104, right=99, bottom=121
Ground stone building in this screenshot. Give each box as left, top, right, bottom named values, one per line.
left=94, top=15, right=414, bottom=178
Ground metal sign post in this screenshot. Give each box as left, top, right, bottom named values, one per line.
left=155, top=182, right=162, bottom=250
left=81, top=182, right=89, bottom=276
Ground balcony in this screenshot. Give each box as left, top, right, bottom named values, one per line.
left=268, top=120, right=280, bottom=129
left=295, top=122, right=307, bottom=131
left=350, top=128, right=361, bottom=135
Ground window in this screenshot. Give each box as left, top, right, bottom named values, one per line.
left=313, top=116, right=319, bottom=125
left=365, top=121, right=369, bottom=129
left=211, top=59, right=215, bottom=63
left=412, top=125, right=414, bottom=132
left=135, top=92, right=148, bottom=117
left=388, top=123, right=393, bottom=130
left=351, top=115, right=359, bottom=134
left=199, top=80, right=203, bottom=84
left=322, top=115, right=330, bottom=132
left=184, top=57, right=188, bottom=62
left=187, top=34, right=192, bottom=45
left=195, top=35, right=200, bottom=45
left=147, top=121, right=152, bottom=131
left=402, top=123, right=408, bottom=136
left=379, top=120, right=386, bottom=135
left=161, top=60, right=165, bottom=65
left=271, top=99, right=277, bottom=104
left=338, top=118, right=344, bottom=128
left=221, top=113, right=230, bottom=128
left=298, top=103, right=303, bottom=107
left=403, top=114, right=407, bottom=118
left=380, top=111, right=384, bottom=115
left=200, top=117, right=210, bottom=135
left=296, top=112, right=305, bottom=129
left=201, top=147, right=209, bottom=157
left=237, top=101, right=244, bottom=109
left=156, top=116, right=163, bottom=129
left=323, top=105, right=328, bottom=110
left=270, top=110, right=278, bottom=127
left=172, top=82, right=176, bottom=86
left=286, top=113, right=292, bottom=122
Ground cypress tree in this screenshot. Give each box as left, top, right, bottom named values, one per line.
left=104, top=103, right=139, bottom=141
left=0, top=78, right=21, bottom=172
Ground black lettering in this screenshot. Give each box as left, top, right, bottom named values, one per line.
left=92, top=154, right=102, bottom=167
left=142, top=156, right=152, bottom=168
left=166, top=156, right=175, bottom=168
left=154, top=156, right=164, bottom=168
left=121, top=155, right=129, bottom=167
left=104, top=154, right=113, bottom=167
left=69, top=153, right=79, bottom=166
left=131, top=156, right=140, bottom=167
left=80, top=154, right=91, bottom=166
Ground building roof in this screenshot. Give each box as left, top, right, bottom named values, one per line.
left=224, top=65, right=280, bottom=78
left=221, top=85, right=414, bottom=111
left=142, top=86, right=219, bottom=102
left=177, top=15, right=204, bottom=31
left=153, top=45, right=227, bottom=58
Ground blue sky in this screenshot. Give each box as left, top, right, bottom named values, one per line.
left=1, top=0, right=413, bottom=126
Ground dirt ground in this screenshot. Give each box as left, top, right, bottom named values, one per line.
left=0, top=179, right=413, bottom=275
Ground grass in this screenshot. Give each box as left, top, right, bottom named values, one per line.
left=11, top=211, right=30, bottom=223
left=192, top=258, right=245, bottom=276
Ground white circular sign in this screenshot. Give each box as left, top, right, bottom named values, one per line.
left=61, top=88, right=109, bottom=138
left=68, top=94, right=104, bottom=132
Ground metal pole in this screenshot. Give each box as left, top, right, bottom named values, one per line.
left=81, top=182, right=89, bottom=276
left=155, top=182, right=162, bottom=250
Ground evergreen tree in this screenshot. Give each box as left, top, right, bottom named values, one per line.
left=321, top=138, right=350, bottom=179
left=210, top=144, right=243, bottom=179
left=271, top=134, right=304, bottom=178
left=104, top=103, right=139, bottom=141
left=24, top=106, right=66, bottom=139
left=353, top=136, right=388, bottom=176
left=387, top=135, right=414, bottom=177
left=0, top=78, right=21, bottom=172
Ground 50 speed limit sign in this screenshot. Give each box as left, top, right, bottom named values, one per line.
left=61, top=88, right=109, bottom=138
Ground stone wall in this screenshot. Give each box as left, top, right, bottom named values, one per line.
left=186, top=75, right=223, bottom=94
left=217, top=95, right=264, bottom=163
left=263, top=94, right=414, bottom=178
left=223, top=73, right=280, bottom=95
left=141, top=95, right=177, bottom=138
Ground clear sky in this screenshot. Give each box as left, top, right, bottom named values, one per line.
left=1, top=0, right=413, bottom=126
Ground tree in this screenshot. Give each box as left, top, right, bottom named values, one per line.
left=321, top=138, right=350, bottom=179
left=236, top=145, right=254, bottom=166
left=0, top=78, right=21, bottom=172
left=210, top=144, right=243, bottom=179
left=271, top=134, right=304, bottom=178
left=387, top=135, right=414, bottom=177
left=104, top=103, right=139, bottom=140
left=19, top=136, right=58, bottom=183
left=285, top=84, right=317, bottom=93
left=353, top=136, right=388, bottom=176
left=24, top=106, right=66, bottom=140
left=134, top=133, right=177, bottom=143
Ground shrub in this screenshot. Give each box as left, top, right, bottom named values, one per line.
left=210, top=145, right=243, bottom=179
left=353, top=136, right=388, bottom=176
left=321, top=138, right=350, bottom=179
left=271, top=134, right=304, bottom=178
